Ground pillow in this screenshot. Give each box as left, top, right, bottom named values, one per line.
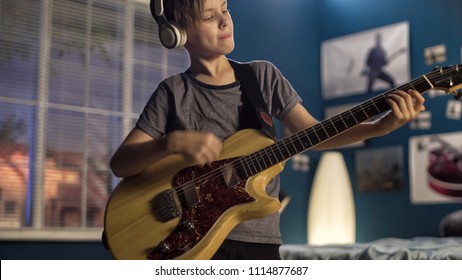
left=440, top=210, right=462, bottom=237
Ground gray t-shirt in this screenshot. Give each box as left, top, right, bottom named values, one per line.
left=136, top=60, right=301, bottom=244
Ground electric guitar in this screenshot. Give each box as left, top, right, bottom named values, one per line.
left=104, top=65, right=462, bottom=260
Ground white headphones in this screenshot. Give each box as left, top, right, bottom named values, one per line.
left=150, top=0, right=187, bottom=49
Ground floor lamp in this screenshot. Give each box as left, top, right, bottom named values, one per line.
left=307, top=151, right=356, bottom=245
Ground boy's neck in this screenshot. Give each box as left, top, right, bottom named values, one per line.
left=188, top=56, right=236, bottom=86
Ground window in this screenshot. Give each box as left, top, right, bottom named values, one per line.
left=0, top=0, right=189, bottom=240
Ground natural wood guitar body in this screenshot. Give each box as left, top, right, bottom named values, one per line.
left=104, top=129, right=283, bottom=260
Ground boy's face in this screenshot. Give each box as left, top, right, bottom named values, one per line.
left=185, top=0, right=234, bottom=57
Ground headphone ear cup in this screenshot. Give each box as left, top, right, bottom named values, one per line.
left=159, top=23, right=187, bottom=49
left=151, top=0, right=187, bottom=49
left=176, top=26, right=187, bottom=47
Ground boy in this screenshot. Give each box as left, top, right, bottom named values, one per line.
left=109, top=0, right=425, bottom=259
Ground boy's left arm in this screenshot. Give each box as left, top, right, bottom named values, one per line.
left=282, top=89, right=425, bottom=150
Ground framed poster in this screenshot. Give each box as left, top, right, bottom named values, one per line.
left=409, top=132, right=462, bottom=204
left=321, top=21, right=410, bottom=99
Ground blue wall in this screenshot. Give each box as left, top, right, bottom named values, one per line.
left=315, top=0, right=462, bottom=243
left=1, top=0, right=461, bottom=259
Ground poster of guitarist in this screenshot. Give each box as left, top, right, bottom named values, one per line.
left=363, top=33, right=406, bottom=92
left=321, top=21, right=410, bottom=99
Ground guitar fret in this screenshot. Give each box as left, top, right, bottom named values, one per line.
left=294, top=131, right=309, bottom=151
left=341, top=110, right=358, bottom=128
left=301, top=128, right=318, bottom=148
left=331, top=115, right=347, bottom=132
left=320, top=119, right=338, bottom=137
left=240, top=158, right=249, bottom=176
left=237, top=161, right=250, bottom=179
left=271, top=144, right=284, bottom=162
left=279, top=140, right=292, bottom=158
left=284, top=137, right=297, bottom=156
left=264, top=154, right=273, bottom=168
left=360, top=102, right=380, bottom=118
left=274, top=143, right=286, bottom=161
left=315, top=124, right=328, bottom=141
left=416, top=79, right=432, bottom=93
left=307, top=127, right=320, bottom=143
left=370, top=98, right=381, bottom=112
left=374, top=95, right=390, bottom=112
left=348, top=109, right=359, bottom=124
left=328, top=119, right=339, bottom=134
left=352, top=107, right=369, bottom=123
left=422, top=74, right=434, bottom=89
left=260, top=150, right=273, bottom=171
left=299, top=128, right=313, bottom=151
left=241, top=164, right=250, bottom=179
left=248, top=156, right=259, bottom=175
left=408, top=80, right=417, bottom=91
left=265, top=147, right=276, bottom=166
left=255, top=152, right=265, bottom=172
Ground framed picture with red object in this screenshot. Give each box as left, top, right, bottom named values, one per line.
left=410, top=132, right=462, bottom=204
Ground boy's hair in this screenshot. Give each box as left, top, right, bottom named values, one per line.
left=169, top=0, right=205, bottom=30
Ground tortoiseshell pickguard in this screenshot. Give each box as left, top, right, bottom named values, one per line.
left=147, top=157, right=254, bottom=260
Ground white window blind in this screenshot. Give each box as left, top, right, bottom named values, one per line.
left=0, top=0, right=189, bottom=240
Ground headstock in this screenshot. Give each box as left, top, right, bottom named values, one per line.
left=430, top=64, right=462, bottom=100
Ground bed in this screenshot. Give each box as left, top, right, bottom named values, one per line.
left=280, top=237, right=462, bottom=260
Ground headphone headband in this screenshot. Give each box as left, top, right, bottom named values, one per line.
left=150, top=0, right=187, bottom=49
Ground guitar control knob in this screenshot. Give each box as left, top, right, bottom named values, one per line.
left=156, top=241, right=172, bottom=253
left=181, top=219, right=195, bottom=231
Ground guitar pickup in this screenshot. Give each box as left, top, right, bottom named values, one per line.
left=179, top=182, right=200, bottom=207
left=221, top=164, right=240, bottom=189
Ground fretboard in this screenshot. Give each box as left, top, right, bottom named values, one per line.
left=234, top=73, right=435, bottom=179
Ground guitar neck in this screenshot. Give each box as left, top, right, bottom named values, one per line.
left=235, top=72, right=435, bottom=179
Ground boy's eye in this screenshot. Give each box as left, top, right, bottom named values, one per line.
left=203, top=15, right=213, bottom=21
left=202, top=9, right=230, bottom=21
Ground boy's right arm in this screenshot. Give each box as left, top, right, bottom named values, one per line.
left=110, top=128, right=222, bottom=178
left=110, top=128, right=169, bottom=178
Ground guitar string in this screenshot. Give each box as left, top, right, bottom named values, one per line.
left=169, top=74, right=433, bottom=201
left=168, top=67, right=457, bottom=200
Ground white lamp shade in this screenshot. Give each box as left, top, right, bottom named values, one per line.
left=308, top=151, right=356, bottom=245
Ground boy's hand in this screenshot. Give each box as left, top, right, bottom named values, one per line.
left=376, top=89, right=425, bottom=135
left=166, top=131, right=223, bottom=165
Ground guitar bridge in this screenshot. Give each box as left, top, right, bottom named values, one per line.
left=152, top=189, right=181, bottom=222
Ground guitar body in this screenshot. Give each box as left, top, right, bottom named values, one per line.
left=104, top=129, right=284, bottom=260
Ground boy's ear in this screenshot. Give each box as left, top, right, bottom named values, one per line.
left=150, top=0, right=187, bottom=49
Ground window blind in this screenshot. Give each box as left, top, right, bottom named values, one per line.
left=0, top=0, right=189, bottom=240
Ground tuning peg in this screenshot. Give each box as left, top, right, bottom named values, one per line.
left=454, top=90, right=461, bottom=100
left=433, top=65, right=443, bottom=71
